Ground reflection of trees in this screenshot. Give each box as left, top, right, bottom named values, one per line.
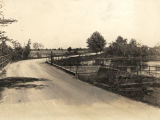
left=111, top=59, right=148, bottom=71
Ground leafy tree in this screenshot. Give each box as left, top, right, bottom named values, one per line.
left=33, top=42, right=44, bottom=50
left=0, top=2, right=35, bottom=61
left=141, top=45, right=149, bottom=57
left=0, top=2, right=17, bottom=58
left=67, top=47, right=72, bottom=53
left=22, top=39, right=31, bottom=59
left=87, top=31, right=106, bottom=53
left=105, top=36, right=153, bottom=58
left=149, top=46, right=160, bottom=56
left=0, top=40, right=12, bottom=55
left=106, top=36, right=128, bottom=56
left=12, top=46, right=23, bottom=60
left=0, top=18, right=17, bottom=25
left=128, top=39, right=140, bottom=57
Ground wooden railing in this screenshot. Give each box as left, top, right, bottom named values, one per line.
left=46, top=53, right=160, bottom=78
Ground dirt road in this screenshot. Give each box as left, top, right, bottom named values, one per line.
left=0, top=59, right=159, bottom=120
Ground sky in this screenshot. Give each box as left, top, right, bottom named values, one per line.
left=1, top=0, right=160, bottom=48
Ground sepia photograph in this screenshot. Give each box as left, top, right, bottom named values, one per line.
left=0, top=0, right=160, bottom=119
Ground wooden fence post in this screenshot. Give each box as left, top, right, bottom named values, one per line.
left=156, top=66, right=157, bottom=77
left=51, top=51, right=53, bottom=65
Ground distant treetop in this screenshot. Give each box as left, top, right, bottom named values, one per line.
left=87, top=31, right=106, bottom=53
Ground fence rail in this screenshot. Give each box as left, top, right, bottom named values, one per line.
left=46, top=53, right=160, bottom=78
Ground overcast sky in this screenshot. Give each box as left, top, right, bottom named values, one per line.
left=2, top=0, right=160, bottom=48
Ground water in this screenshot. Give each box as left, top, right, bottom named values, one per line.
left=85, top=59, right=160, bottom=107
left=121, top=60, right=160, bottom=107
left=146, top=61, right=160, bottom=66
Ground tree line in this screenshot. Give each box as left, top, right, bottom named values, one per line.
left=87, top=31, right=160, bottom=57
left=0, top=34, right=31, bottom=60
left=0, top=3, right=31, bottom=61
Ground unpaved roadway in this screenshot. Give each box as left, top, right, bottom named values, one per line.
left=0, top=59, right=159, bottom=120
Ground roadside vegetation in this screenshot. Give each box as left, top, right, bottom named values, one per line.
left=0, top=3, right=31, bottom=64
left=87, top=32, right=160, bottom=58
left=0, top=23, right=31, bottom=61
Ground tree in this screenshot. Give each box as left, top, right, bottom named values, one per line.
left=12, top=45, right=23, bottom=60
left=0, top=35, right=13, bottom=55
left=106, top=36, right=128, bottom=56
left=0, top=18, right=17, bottom=25
left=128, top=39, right=141, bottom=57
left=22, top=39, right=31, bottom=59
left=0, top=2, right=17, bottom=57
left=33, top=42, right=44, bottom=50
left=87, top=31, right=106, bottom=53
left=105, top=36, right=151, bottom=58
left=141, top=45, right=149, bottom=57
left=67, top=47, right=72, bottom=53
left=33, top=42, right=39, bottom=50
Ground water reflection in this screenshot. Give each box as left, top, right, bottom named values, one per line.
left=109, top=60, right=160, bottom=107
left=81, top=59, right=160, bottom=107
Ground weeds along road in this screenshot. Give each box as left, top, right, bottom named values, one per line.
left=0, top=59, right=159, bottom=120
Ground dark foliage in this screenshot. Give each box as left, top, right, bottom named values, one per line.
left=104, top=36, right=158, bottom=58
left=87, top=31, right=106, bottom=53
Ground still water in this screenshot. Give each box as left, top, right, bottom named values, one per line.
left=84, top=59, right=160, bottom=107
left=126, top=60, right=160, bottom=107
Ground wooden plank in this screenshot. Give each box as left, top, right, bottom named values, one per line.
left=120, top=82, right=156, bottom=87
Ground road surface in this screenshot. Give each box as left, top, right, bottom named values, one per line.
left=0, top=59, right=159, bottom=120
